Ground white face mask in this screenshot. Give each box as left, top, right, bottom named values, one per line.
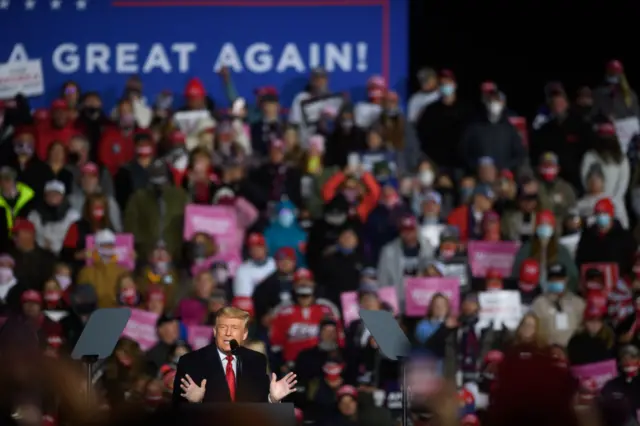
left=0, top=267, right=13, bottom=283
left=488, top=102, right=504, bottom=116
left=419, top=170, right=435, bottom=187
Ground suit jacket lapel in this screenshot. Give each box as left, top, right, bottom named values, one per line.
left=204, top=345, right=232, bottom=402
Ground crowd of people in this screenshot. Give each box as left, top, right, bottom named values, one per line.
left=0, top=58, right=639, bottom=426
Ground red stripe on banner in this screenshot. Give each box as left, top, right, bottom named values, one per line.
left=111, top=0, right=392, bottom=86
left=112, top=0, right=384, bottom=6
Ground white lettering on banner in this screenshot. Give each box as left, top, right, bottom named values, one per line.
left=411, top=289, right=454, bottom=306
left=190, top=216, right=230, bottom=234
left=51, top=43, right=197, bottom=74
left=214, top=42, right=368, bottom=73
left=473, top=252, right=513, bottom=269
left=7, top=44, right=30, bottom=63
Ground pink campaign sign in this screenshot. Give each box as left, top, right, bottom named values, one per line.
left=86, top=233, right=135, bottom=270
left=404, top=277, right=460, bottom=317
left=468, top=241, right=521, bottom=278
left=570, top=359, right=618, bottom=389
left=121, top=309, right=159, bottom=351
left=340, top=287, right=399, bottom=326
left=183, top=204, right=243, bottom=259
left=187, top=325, right=213, bottom=350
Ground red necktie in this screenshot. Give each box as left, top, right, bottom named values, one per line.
left=225, top=355, right=236, bottom=401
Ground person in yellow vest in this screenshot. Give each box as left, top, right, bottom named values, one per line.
left=0, top=166, right=35, bottom=251
left=76, top=229, right=128, bottom=308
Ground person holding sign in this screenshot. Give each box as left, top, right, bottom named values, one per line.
left=531, top=263, right=585, bottom=346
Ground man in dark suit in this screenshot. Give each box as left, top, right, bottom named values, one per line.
left=172, top=306, right=297, bottom=405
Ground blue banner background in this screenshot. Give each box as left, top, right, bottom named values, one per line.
left=0, top=0, right=407, bottom=109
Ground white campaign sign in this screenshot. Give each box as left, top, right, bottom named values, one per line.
left=479, top=290, right=522, bottom=330
left=0, top=59, right=45, bottom=98
left=614, top=117, right=640, bottom=153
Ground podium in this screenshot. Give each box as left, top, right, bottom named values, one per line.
left=179, top=402, right=296, bottom=426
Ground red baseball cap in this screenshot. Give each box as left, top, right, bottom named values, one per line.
left=607, top=59, right=624, bottom=74
left=293, top=268, right=313, bottom=282
left=519, top=258, right=540, bottom=285
left=21, top=289, right=42, bottom=304
left=12, top=218, right=35, bottom=234
left=399, top=215, right=417, bottom=231
left=536, top=209, right=556, bottom=227
left=275, top=247, right=296, bottom=261
left=336, top=384, right=358, bottom=400
left=169, top=130, right=186, bottom=146
left=594, top=198, right=614, bottom=216
left=80, top=162, right=99, bottom=176
left=484, top=350, right=504, bottom=364
left=247, top=233, right=265, bottom=247
left=51, top=99, right=67, bottom=110
left=486, top=268, right=502, bottom=280
left=232, top=296, right=255, bottom=317
left=322, top=362, right=343, bottom=380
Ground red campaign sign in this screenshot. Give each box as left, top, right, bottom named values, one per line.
left=580, top=263, right=619, bottom=294
left=509, top=116, right=528, bottom=147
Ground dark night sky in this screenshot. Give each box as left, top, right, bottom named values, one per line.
left=408, top=0, right=640, bottom=117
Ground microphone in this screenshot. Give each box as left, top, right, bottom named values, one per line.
left=230, top=340, right=242, bottom=378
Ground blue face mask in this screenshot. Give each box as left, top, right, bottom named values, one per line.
left=337, top=245, right=354, bottom=255
left=607, top=76, right=620, bottom=85
left=440, top=84, right=455, bottom=97
left=596, top=213, right=611, bottom=229
left=278, top=209, right=295, bottom=227
left=536, top=224, right=554, bottom=240
left=546, top=281, right=565, bottom=294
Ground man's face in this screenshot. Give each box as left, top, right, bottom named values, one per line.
left=0, top=176, right=14, bottom=194
left=249, top=245, right=266, bottom=261
left=269, top=147, right=285, bottom=163
left=312, top=75, right=328, bottom=92
left=84, top=95, right=102, bottom=110
left=478, top=164, right=497, bottom=183
left=15, top=229, right=34, bottom=248
left=473, top=194, right=492, bottom=212
left=587, top=176, right=604, bottom=194
left=319, top=324, right=337, bottom=343
left=338, top=230, right=358, bottom=249
left=45, top=190, right=64, bottom=207
left=422, top=76, right=438, bottom=92
left=214, top=316, right=248, bottom=352
left=360, top=293, right=380, bottom=310
left=262, top=101, right=279, bottom=118
left=550, top=95, right=569, bottom=115
left=52, top=108, right=67, bottom=127
left=338, top=396, right=357, bottom=417
left=400, top=228, right=418, bottom=245
left=69, top=137, right=88, bottom=157
left=157, top=321, right=179, bottom=344
left=277, top=257, right=295, bottom=274
left=14, top=134, right=35, bottom=156
left=22, top=301, right=41, bottom=319
left=81, top=174, right=99, bottom=193
left=187, top=95, right=205, bottom=110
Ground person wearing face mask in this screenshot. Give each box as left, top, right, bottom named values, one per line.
left=68, top=162, right=122, bottom=230
left=530, top=90, right=590, bottom=194
left=2, top=127, right=50, bottom=201
left=379, top=91, right=421, bottom=173
left=114, top=131, right=157, bottom=211
left=319, top=224, right=366, bottom=306
left=378, top=215, right=435, bottom=307
left=322, top=160, right=380, bottom=223
left=136, top=241, right=179, bottom=309
left=27, top=180, right=80, bottom=256
left=251, top=93, right=284, bottom=156
left=124, top=159, right=188, bottom=264
left=76, top=229, right=128, bottom=308
left=459, top=90, right=525, bottom=175
left=511, top=209, right=578, bottom=292
left=264, top=200, right=307, bottom=267
left=567, top=296, right=615, bottom=366
left=270, top=267, right=343, bottom=373
left=98, top=99, right=137, bottom=176
left=252, top=247, right=298, bottom=335
left=447, top=184, right=495, bottom=242
left=35, top=99, right=77, bottom=161
left=325, top=104, right=367, bottom=168
left=576, top=198, right=637, bottom=275
left=61, top=192, right=119, bottom=274
left=594, top=59, right=640, bottom=122
left=294, top=317, right=345, bottom=394
left=0, top=254, right=26, bottom=315
left=353, top=75, right=387, bottom=129
left=415, top=69, right=474, bottom=174
left=66, top=134, right=115, bottom=197
left=306, top=194, right=359, bottom=275
left=75, top=92, right=109, bottom=155
left=601, top=345, right=640, bottom=418
left=535, top=152, right=577, bottom=222
left=531, top=263, right=585, bottom=347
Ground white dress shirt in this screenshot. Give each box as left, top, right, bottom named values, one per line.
left=217, top=348, right=237, bottom=376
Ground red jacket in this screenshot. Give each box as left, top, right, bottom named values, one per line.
left=36, top=121, right=76, bottom=160
left=447, top=205, right=471, bottom=241
left=98, top=126, right=135, bottom=175
left=270, top=300, right=344, bottom=363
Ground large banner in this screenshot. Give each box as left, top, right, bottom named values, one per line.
left=0, top=0, right=408, bottom=108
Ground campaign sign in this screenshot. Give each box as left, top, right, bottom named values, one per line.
left=404, top=277, right=460, bottom=317
left=580, top=263, right=618, bottom=294
left=121, top=308, right=159, bottom=351
left=86, top=233, right=135, bottom=270
left=570, top=359, right=618, bottom=390
left=183, top=204, right=243, bottom=257
left=0, top=0, right=408, bottom=108
left=468, top=241, right=521, bottom=278
left=187, top=325, right=213, bottom=350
